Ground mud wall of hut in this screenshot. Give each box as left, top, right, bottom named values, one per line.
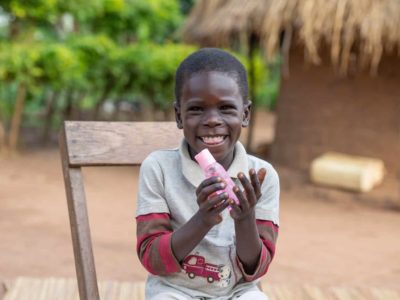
left=271, top=49, right=400, bottom=177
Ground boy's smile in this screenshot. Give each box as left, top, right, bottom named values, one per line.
left=175, top=71, right=250, bottom=170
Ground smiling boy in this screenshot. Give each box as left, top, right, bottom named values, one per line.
left=136, top=48, right=280, bottom=299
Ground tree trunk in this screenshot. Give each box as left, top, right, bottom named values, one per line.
left=42, top=90, right=59, bottom=145
left=9, top=19, right=20, bottom=39
left=74, top=91, right=89, bottom=120
left=0, top=103, right=7, bottom=151
left=63, top=89, right=75, bottom=120
left=163, top=107, right=175, bottom=121
left=0, top=121, right=6, bottom=152
left=93, top=95, right=108, bottom=120
left=93, top=79, right=115, bottom=120
left=111, top=100, right=122, bottom=121
left=9, top=82, right=27, bottom=152
left=141, top=102, right=156, bottom=121
left=245, top=35, right=257, bottom=152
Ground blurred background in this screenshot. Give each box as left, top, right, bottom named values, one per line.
left=1, top=0, right=400, bottom=299
left=0, top=0, right=279, bottom=152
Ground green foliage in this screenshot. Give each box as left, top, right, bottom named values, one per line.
left=0, top=42, right=42, bottom=85
left=131, top=43, right=197, bottom=109
left=67, top=35, right=115, bottom=90
left=257, top=56, right=281, bottom=110
left=230, top=50, right=280, bottom=110
left=0, top=0, right=280, bottom=148
left=58, top=0, right=103, bottom=24
left=178, top=0, right=196, bottom=15
left=1, top=0, right=183, bottom=43
left=90, top=0, right=183, bottom=43
left=251, top=53, right=281, bottom=110
left=2, top=0, right=59, bottom=23
left=36, top=43, right=84, bottom=89
left=0, top=82, right=17, bottom=121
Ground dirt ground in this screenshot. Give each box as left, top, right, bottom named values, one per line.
left=1, top=111, right=400, bottom=290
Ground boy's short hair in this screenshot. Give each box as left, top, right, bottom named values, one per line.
left=175, top=48, right=249, bottom=105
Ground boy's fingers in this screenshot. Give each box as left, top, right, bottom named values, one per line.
left=249, top=168, right=261, bottom=198
left=237, top=172, right=256, bottom=206
left=197, top=181, right=226, bottom=202
left=257, top=168, right=267, bottom=186
left=207, top=192, right=228, bottom=209
left=212, top=199, right=231, bottom=214
left=233, top=184, right=250, bottom=211
left=228, top=199, right=242, bottom=216
left=196, top=176, right=222, bottom=196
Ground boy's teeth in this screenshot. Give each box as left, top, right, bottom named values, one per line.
left=202, top=136, right=224, bottom=144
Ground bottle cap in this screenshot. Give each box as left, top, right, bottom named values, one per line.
left=195, top=148, right=216, bottom=170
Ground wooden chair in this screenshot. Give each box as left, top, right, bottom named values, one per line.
left=59, top=121, right=183, bottom=300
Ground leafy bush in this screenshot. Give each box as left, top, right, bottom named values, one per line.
left=0, top=0, right=279, bottom=150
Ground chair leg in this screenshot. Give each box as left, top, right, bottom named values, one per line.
left=60, top=129, right=100, bottom=300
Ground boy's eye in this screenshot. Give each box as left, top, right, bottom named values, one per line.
left=220, top=105, right=236, bottom=111
left=188, top=106, right=203, bottom=112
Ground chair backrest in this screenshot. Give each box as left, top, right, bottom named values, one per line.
left=59, top=121, right=183, bottom=300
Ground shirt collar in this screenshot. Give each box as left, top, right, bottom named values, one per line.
left=179, top=139, right=248, bottom=187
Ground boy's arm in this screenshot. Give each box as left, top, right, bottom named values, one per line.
left=231, top=167, right=280, bottom=280
left=136, top=213, right=181, bottom=275
left=235, top=219, right=278, bottom=281
left=137, top=175, right=230, bottom=275
left=171, top=176, right=230, bottom=261
left=136, top=213, right=214, bottom=275
left=136, top=209, right=222, bottom=276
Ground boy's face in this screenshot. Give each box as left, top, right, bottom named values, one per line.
left=175, top=71, right=250, bottom=169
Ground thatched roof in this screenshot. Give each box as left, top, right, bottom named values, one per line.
left=182, top=0, right=400, bottom=75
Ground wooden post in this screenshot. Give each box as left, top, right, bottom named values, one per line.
left=58, top=121, right=183, bottom=300
left=59, top=127, right=100, bottom=300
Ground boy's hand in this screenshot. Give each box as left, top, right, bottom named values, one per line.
left=196, top=176, right=231, bottom=226
left=230, top=168, right=267, bottom=221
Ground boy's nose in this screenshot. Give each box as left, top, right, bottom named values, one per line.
left=203, top=110, right=222, bottom=127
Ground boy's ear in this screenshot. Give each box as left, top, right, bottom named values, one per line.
left=174, top=101, right=183, bottom=129
left=242, top=101, right=252, bottom=127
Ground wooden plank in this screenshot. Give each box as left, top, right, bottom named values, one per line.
left=2, top=277, right=17, bottom=300
left=44, top=278, right=56, bottom=300
left=331, top=287, right=365, bottom=300
left=303, top=285, right=335, bottom=300
left=64, top=278, right=79, bottom=300
left=36, top=278, right=48, bottom=300
left=5, top=278, right=400, bottom=300
left=0, top=282, right=7, bottom=300
left=132, top=281, right=145, bottom=300
left=63, top=122, right=183, bottom=166
left=266, top=285, right=304, bottom=300
left=60, top=129, right=100, bottom=300
left=370, top=287, right=400, bottom=300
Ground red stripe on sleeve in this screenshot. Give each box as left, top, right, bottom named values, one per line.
left=136, top=213, right=170, bottom=222
left=237, top=244, right=268, bottom=281
left=142, top=238, right=156, bottom=274
left=262, top=238, right=276, bottom=259
left=256, top=220, right=279, bottom=233
left=136, top=231, right=171, bottom=253
left=158, top=233, right=180, bottom=273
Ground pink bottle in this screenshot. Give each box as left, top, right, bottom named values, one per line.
left=195, top=148, right=240, bottom=210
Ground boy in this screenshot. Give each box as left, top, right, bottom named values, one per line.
left=136, top=48, right=279, bottom=299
